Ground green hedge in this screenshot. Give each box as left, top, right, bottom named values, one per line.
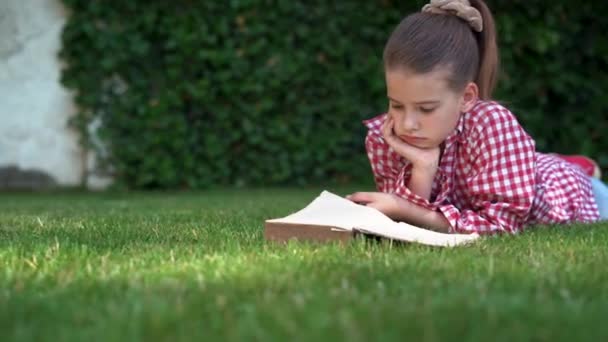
left=60, top=0, right=608, bottom=188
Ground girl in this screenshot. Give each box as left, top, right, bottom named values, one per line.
left=346, top=0, right=608, bottom=234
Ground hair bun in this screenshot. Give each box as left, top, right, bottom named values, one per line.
left=422, top=0, right=483, bottom=32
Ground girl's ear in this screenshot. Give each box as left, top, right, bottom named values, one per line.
left=460, top=82, right=479, bottom=113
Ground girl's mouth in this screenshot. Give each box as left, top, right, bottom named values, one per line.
left=399, top=135, right=426, bottom=144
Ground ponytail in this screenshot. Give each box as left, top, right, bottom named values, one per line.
left=470, top=0, right=499, bottom=100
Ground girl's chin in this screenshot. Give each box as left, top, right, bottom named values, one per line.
left=414, top=143, right=436, bottom=150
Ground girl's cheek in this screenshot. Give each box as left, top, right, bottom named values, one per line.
left=388, top=111, right=399, bottom=123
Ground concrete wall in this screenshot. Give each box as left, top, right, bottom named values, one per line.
left=0, top=0, right=110, bottom=189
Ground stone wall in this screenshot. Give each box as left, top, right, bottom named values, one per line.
left=0, top=0, right=110, bottom=189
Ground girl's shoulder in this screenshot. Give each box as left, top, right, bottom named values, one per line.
left=461, top=100, right=525, bottom=138
left=465, top=100, right=518, bottom=125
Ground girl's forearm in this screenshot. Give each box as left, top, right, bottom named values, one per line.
left=407, top=166, right=436, bottom=201
left=393, top=196, right=451, bottom=233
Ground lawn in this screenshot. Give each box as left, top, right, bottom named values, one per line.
left=1, top=188, right=607, bottom=341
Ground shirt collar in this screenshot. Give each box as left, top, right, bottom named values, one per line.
left=444, top=110, right=467, bottom=148
left=362, top=114, right=386, bottom=134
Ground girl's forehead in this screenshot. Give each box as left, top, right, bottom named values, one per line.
left=385, top=68, right=452, bottom=100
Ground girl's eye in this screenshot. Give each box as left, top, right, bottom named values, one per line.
left=420, top=107, right=436, bottom=113
left=391, top=104, right=404, bottom=110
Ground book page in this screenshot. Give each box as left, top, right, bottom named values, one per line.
left=266, top=191, right=397, bottom=231
left=354, top=223, right=479, bottom=247
left=267, top=190, right=479, bottom=247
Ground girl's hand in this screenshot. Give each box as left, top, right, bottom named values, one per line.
left=382, top=116, right=441, bottom=172
left=345, top=192, right=409, bottom=221
left=346, top=191, right=451, bottom=232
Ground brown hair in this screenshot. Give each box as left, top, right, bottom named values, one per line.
left=383, top=0, right=498, bottom=100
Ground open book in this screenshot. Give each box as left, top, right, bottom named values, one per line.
left=265, top=191, right=480, bottom=247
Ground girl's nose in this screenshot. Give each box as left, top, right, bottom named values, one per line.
left=402, top=114, right=420, bottom=131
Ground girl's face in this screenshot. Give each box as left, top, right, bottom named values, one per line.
left=385, top=68, right=477, bottom=149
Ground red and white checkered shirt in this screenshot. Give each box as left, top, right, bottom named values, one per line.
left=364, top=100, right=600, bottom=234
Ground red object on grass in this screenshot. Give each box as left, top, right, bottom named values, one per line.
left=555, top=155, right=601, bottom=179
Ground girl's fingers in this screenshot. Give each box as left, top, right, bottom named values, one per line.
left=385, top=116, right=393, bottom=132
left=365, top=201, right=382, bottom=211
left=382, top=117, right=394, bottom=142
left=345, top=192, right=378, bottom=204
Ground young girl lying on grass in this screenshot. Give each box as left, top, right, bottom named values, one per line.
left=347, top=0, right=608, bottom=234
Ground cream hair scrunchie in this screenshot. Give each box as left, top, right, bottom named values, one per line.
left=422, top=0, right=483, bottom=32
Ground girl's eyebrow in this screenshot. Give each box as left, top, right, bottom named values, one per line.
left=388, top=96, right=440, bottom=105
left=415, top=100, right=440, bottom=105
left=387, top=96, right=402, bottom=104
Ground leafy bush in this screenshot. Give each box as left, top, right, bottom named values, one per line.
left=59, top=0, right=608, bottom=188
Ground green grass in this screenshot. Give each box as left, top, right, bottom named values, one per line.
left=1, top=187, right=608, bottom=341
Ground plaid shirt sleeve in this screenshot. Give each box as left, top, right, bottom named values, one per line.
left=364, top=115, right=406, bottom=193
left=364, top=115, right=440, bottom=210
left=438, top=105, right=536, bottom=234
